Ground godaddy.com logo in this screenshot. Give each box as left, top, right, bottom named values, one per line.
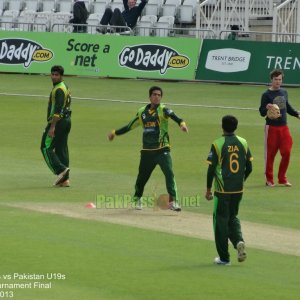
left=0, top=38, right=53, bottom=68
left=96, top=194, right=201, bottom=209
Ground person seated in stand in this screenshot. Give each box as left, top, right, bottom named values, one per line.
left=227, top=25, right=239, bottom=40
left=69, top=0, right=89, bottom=33
left=97, top=0, right=148, bottom=33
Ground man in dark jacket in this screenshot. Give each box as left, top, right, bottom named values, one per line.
left=98, top=0, right=147, bottom=32
left=70, top=0, right=89, bottom=33
left=259, top=69, right=300, bottom=187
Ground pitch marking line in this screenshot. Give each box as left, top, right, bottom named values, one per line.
left=0, top=92, right=257, bottom=111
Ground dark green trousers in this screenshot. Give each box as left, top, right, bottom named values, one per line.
left=213, top=192, right=244, bottom=262
left=40, top=118, right=71, bottom=177
left=134, top=149, right=178, bottom=200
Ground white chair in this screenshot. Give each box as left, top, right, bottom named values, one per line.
left=40, top=0, right=57, bottom=12
left=87, top=12, right=102, bottom=33
left=4, top=1, right=25, bottom=18
left=51, top=12, right=72, bottom=32
left=178, top=0, right=197, bottom=23
left=161, top=0, right=181, bottom=18
left=58, top=0, right=73, bottom=13
left=33, top=11, right=53, bottom=31
left=144, top=0, right=163, bottom=17
left=7, top=0, right=25, bottom=12
left=16, top=10, right=36, bottom=30
left=0, top=0, right=8, bottom=11
left=156, top=15, right=175, bottom=37
left=136, top=14, right=157, bottom=36
left=92, top=0, right=109, bottom=15
left=0, top=10, right=19, bottom=29
left=23, top=0, right=41, bottom=12
left=110, top=0, right=124, bottom=11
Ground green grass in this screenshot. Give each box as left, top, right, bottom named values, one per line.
left=0, top=206, right=299, bottom=300
left=1, top=74, right=300, bottom=299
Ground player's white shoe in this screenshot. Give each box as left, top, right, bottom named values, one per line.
left=168, top=201, right=181, bottom=212
left=132, top=198, right=142, bottom=210
left=54, top=168, right=69, bottom=186
left=214, top=257, right=231, bottom=266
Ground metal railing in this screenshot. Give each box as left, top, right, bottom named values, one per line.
left=51, top=23, right=134, bottom=35
left=134, top=26, right=216, bottom=39
left=219, top=29, right=300, bottom=42
left=196, top=0, right=274, bottom=35
left=273, top=0, right=300, bottom=42
left=0, top=22, right=47, bottom=32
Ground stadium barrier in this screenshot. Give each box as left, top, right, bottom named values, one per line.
left=219, top=30, right=300, bottom=43
left=195, top=39, right=300, bottom=85
left=0, top=30, right=300, bottom=85
left=0, top=31, right=200, bottom=80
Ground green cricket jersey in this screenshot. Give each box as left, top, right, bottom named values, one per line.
left=206, top=134, right=253, bottom=193
left=47, top=81, right=71, bottom=122
left=115, top=103, right=185, bottom=150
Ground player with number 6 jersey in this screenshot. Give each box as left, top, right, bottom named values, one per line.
left=205, top=115, right=253, bottom=265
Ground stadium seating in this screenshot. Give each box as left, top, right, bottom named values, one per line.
left=0, top=0, right=7, bottom=16
left=156, top=15, right=175, bottom=37
left=7, top=0, right=25, bottom=13
left=16, top=9, right=36, bottom=30
left=51, top=12, right=72, bottom=32
left=177, top=0, right=197, bottom=24
left=58, top=0, right=73, bottom=13
left=0, top=10, right=19, bottom=30
left=161, top=0, right=181, bottom=19
left=40, top=0, right=57, bottom=13
left=91, top=0, right=109, bottom=16
left=32, top=11, right=52, bottom=31
left=136, top=14, right=157, bottom=36
left=23, top=0, right=41, bottom=12
left=110, top=0, right=124, bottom=11
left=87, top=12, right=102, bottom=33
left=144, top=0, right=164, bottom=17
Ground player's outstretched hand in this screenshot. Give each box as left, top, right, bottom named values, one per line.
left=107, top=131, right=115, bottom=141
left=180, top=123, right=188, bottom=133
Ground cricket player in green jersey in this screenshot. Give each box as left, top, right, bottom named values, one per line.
left=40, top=65, right=71, bottom=187
left=206, top=115, right=253, bottom=265
left=108, top=86, right=188, bottom=211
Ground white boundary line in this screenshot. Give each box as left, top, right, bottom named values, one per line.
left=0, top=92, right=258, bottom=111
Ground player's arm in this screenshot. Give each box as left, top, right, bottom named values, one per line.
left=163, top=107, right=188, bottom=132
left=259, top=93, right=270, bottom=117
left=244, top=146, right=253, bottom=181
left=138, top=0, right=148, bottom=11
left=286, top=101, right=300, bottom=118
left=206, top=145, right=217, bottom=200
left=108, top=114, right=140, bottom=141
left=244, top=159, right=252, bottom=181
left=244, top=153, right=253, bottom=181
left=48, top=89, right=64, bottom=138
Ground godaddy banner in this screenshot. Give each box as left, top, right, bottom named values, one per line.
left=196, top=40, right=300, bottom=85
left=0, top=31, right=200, bottom=80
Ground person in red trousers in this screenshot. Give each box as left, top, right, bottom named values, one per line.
left=259, top=69, right=300, bottom=187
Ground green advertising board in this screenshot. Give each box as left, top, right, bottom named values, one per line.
left=0, top=31, right=201, bottom=80
left=196, top=40, right=300, bottom=85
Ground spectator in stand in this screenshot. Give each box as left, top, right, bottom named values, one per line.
left=227, top=25, right=239, bottom=40
left=97, top=0, right=148, bottom=33
left=69, top=0, right=89, bottom=33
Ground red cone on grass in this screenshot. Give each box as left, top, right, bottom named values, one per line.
left=85, top=202, right=96, bottom=208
